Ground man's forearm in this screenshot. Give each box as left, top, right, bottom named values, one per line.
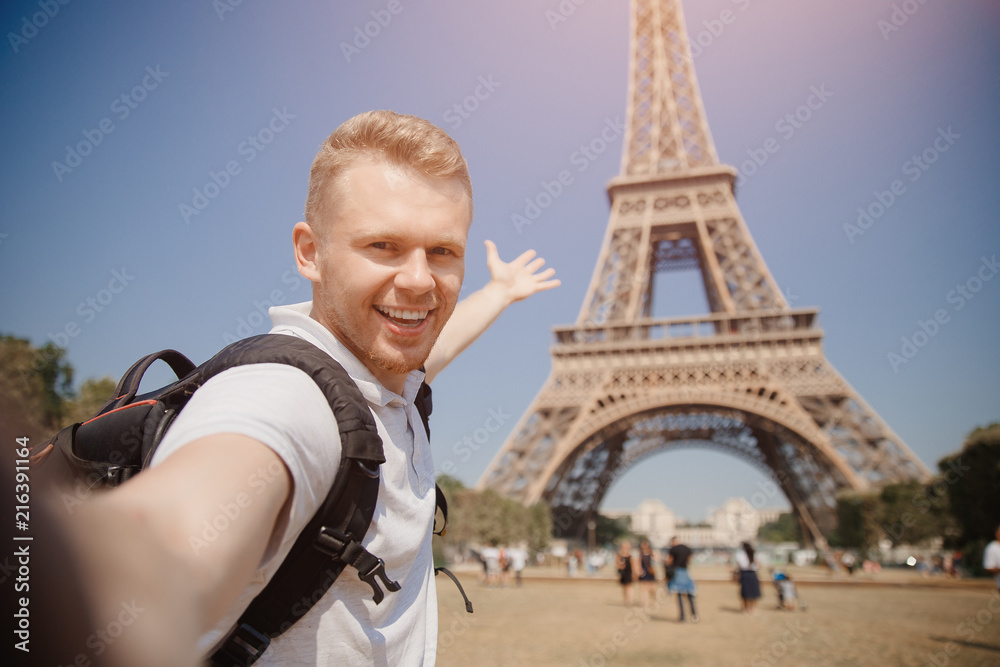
left=425, top=281, right=510, bottom=383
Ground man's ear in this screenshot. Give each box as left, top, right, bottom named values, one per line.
left=293, top=221, right=321, bottom=283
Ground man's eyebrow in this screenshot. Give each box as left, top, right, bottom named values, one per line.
left=351, top=229, right=467, bottom=250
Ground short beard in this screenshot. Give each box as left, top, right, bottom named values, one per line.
left=365, top=342, right=434, bottom=376
left=368, top=353, right=419, bottom=376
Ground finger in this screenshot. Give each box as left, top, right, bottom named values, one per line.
left=525, top=257, right=547, bottom=273
left=484, top=239, right=499, bottom=260
left=534, top=267, right=556, bottom=281
left=513, top=248, right=537, bottom=267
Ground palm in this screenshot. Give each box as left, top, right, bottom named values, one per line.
left=484, top=240, right=560, bottom=303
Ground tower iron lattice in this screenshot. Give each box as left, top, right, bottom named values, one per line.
left=477, top=0, right=929, bottom=547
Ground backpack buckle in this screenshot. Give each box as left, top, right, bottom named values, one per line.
left=315, top=527, right=401, bottom=605
left=315, top=527, right=351, bottom=558
left=357, top=557, right=401, bottom=605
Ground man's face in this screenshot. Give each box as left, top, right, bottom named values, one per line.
left=304, top=160, right=471, bottom=392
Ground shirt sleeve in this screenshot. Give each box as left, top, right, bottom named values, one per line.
left=151, top=363, right=342, bottom=566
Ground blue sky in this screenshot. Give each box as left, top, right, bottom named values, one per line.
left=2, top=0, right=998, bottom=522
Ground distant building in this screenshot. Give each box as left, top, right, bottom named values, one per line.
left=604, top=497, right=787, bottom=549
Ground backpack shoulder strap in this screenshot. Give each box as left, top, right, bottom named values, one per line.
left=193, top=334, right=385, bottom=465
left=415, top=378, right=432, bottom=440
left=412, top=379, right=471, bottom=612
left=414, top=379, right=449, bottom=535
left=207, top=335, right=397, bottom=667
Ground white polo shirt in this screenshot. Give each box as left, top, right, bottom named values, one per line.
left=152, top=301, right=438, bottom=665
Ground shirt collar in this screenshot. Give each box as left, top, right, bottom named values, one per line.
left=268, top=301, right=425, bottom=408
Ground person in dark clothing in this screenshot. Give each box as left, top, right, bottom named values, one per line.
left=616, top=541, right=638, bottom=606
left=735, top=541, right=762, bottom=614
left=638, top=540, right=657, bottom=607
left=666, top=537, right=698, bottom=622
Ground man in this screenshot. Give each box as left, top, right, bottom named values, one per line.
left=984, top=523, right=1000, bottom=592
left=666, top=536, right=698, bottom=622
left=67, top=110, right=557, bottom=666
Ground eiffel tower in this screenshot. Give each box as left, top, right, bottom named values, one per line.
left=478, top=0, right=930, bottom=548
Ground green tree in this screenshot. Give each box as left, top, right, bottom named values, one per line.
left=436, top=473, right=465, bottom=497
left=0, top=334, right=74, bottom=432
left=877, top=479, right=957, bottom=548
left=938, top=423, right=1000, bottom=573
left=757, top=512, right=803, bottom=543
left=435, top=477, right=554, bottom=559
left=834, top=490, right=882, bottom=552
left=939, top=423, right=1000, bottom=543
left=594, top=513, right=630, bottom=546
left=526, top=502, right=553, bottom=556
left=834, top=479, right=958, bottom=552
left=62, top=376, right=117, bottom=426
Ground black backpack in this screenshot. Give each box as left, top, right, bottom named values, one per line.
left=35, top=333, right=471, bottom=667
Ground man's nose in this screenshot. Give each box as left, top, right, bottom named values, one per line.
left=395, top=250, right=435, bottom=294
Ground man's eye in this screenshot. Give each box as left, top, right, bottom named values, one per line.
left=430, top=247, right=451, bottom=256
left=371, top=242, right=388, bottom=250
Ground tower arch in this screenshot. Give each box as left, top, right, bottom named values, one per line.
left=537, top=395, right=859, bottom=548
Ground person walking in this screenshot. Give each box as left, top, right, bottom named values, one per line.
left=637, top=540, right=657, bottom=607
left=735, top=541, right=762, bottom=614
left=984, top=523, right=1000, bottom=592
left=666, top=537, right=698, bottom=622
left=509, top=545, right=527, bottom=586
left=616, top=541, right=638, bottom=607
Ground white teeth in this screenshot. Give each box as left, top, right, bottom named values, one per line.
left=377, top=306, right=429, bottom=321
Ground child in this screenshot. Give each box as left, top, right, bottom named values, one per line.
left=773, top=571, right=799, bottom=611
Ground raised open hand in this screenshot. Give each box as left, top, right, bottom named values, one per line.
left=484, top=239, right=561, bottom=304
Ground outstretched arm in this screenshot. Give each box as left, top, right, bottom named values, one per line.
left=425, top=240, right=560, bottom=383
left=65, top=435, right=292, bottom=666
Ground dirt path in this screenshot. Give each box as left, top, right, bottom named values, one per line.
left=435, top=571, right=1000, bottom=666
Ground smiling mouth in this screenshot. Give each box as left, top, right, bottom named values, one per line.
left=375, top=305, right=431, bottom=328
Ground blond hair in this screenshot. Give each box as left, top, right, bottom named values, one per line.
left=305, top=110, right=472, bottom=229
